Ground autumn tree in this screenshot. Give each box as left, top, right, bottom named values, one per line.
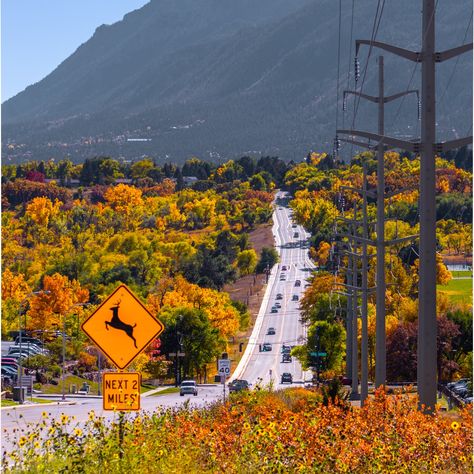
left=27, top=273, right=89, bottom=331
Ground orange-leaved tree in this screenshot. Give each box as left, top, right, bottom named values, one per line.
left=27, top=273, right=89, bottom=331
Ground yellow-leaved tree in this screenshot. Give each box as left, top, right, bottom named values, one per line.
left=148, top=275, right=240, bottom=338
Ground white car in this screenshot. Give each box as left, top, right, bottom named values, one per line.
left=180, top=380, right=198, bottom=396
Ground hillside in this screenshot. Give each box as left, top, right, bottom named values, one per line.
left=2, top=0, right=472, bottom=163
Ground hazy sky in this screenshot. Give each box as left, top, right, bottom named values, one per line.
left=1, top=0, right=149, bottom=102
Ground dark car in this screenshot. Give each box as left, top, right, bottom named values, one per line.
left=282, top=354, right=292, bottom=363
left=292, top=224, right=297, bottom=228
left=281, top=345, right=291, bottom=354
left=281, top=373, right=293, bottom=384
left=295, top=280, right=301, bottom=287
left=292, top=294, right=299, bottom=301
left=228, top=379, right=250, bottom=392
left=293, top=232, right=299, bottom=238
left=271, top=307, right=278, bottom=313
left=282, top=265, right=287, bottom=271
left=262, top=343, right=272, bottom=352
left=276, top=294, right=283, bottom=300
left=267, top=327, right=276, bottom=335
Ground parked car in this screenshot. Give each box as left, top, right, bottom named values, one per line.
left=281, top=373, right=293, bottom=384
left=180, top=380, right=198, bottom=396
left=293, top=232, right=299, bottom=238
left=447, top=379, right=468, bottom=389
left=282, top=354, right=292, bottom=363
left=262, top=343, right=272, bottom=352
left=228, top=379, right=250, bottom=392
left=292, top=224, right=297, bottom=228
left=14, top=337, right=43, bottom=348
left=276, top=294, right=283, bottom=300
left=267, top=327, right=276, bottom=335
left=292, top=294, right=299, bottom=301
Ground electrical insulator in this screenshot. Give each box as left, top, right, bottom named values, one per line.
left=417, top=98, right=422, bottom=121
left=354, top=57, right=360, bottom=82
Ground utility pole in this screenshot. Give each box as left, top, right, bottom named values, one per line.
left=341, top=56, right=418, bottom=389
left=337, top=1, right=472, bottom=411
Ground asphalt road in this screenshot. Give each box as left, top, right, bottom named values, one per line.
left=1, top=385, right=224, bottom=453
left=232, top=191, right=314, bottom=387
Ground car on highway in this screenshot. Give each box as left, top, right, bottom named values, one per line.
left=228, top=379, right=250, bottom=392
left=282, top=265, right=287, bottom=271
left=271, top=307, right=278, bottom=313
left=276, top=293, right=283, bottom=300
left=262, top=343, right=272, bottom=352
left=180, top=380, right=198, bottom=396
left=282, top=353, right=292, bottom=363
left=295, top=280, right=301, bottom=287
left=281, top=345, right=291, bottom=354
left=274, top=302, right=281, bottom=308
left=281, top=373, right=293, bottom=384
left=267, top=327, right=276, bottom=335
left=293, top=232, right=299, bottom=238
left=292, top=294, right=299, bottom=301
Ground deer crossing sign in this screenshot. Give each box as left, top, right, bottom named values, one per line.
left=81, top=284, right=164, bottom=369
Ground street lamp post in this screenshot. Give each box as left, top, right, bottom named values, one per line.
left=18, top=290, right=49, bottom=404
left=61, top=303, right=89, bottom=401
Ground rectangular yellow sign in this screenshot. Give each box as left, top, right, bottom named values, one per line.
left=103, top=372, right=141, bottom=411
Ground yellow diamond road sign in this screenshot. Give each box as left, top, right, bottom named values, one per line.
left=81, top=284, right=164, bottom=369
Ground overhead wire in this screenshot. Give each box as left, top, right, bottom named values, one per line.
left=342, top=0, right=355, bottom=132
left=438, top=11, right=473, bottom=139
left=334, top=0, right=343, bottom=158
left=350, top=0, right=386, bottom=132
left=388, top=0, right=439, bottom=138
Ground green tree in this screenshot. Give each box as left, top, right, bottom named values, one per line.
left=159, top=307, right=223, bottom=380
left=256, top=247, right=279, bottom=273
left=236, top=249, right=258, bottom=276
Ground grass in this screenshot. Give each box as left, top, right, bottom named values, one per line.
left=39, top=374, right=99, bottom=394
left=150, top=387, right=180, bottom=396
left=140, top=383, right=156, bottom=393
left=1, top=397, right=58, bottom=407
left=437, top=277, right=472, bottom=303
left=451, top=270, right=472, bottom=278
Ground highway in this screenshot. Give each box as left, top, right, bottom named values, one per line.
left=231, top=190, right=315, bottom=387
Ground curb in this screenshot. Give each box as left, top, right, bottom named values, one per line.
left=1, top=400, right=77, bottom=410
left=230, top=206, right=281, bottom=382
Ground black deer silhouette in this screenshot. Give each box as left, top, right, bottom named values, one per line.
left=105, top=300, right=137, bottom=348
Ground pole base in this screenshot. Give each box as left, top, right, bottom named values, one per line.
left=349, top=391, right=361, bottom=401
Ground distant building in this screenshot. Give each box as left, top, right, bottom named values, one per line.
left=183, top=176, right=198, bottom=187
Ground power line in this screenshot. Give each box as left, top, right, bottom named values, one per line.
left=388, top=0, right=439, bottom=134
left=350, top=0, right=386, bottom=131
left=342, top=0, right=355, bottom=131
left=334, top=0, right=343, bottom=158
left=438, top=11, right=473, bottom=138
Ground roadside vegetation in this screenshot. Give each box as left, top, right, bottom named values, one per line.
left=284, top=151, right=472, bottom=385
left=2, top=387, right=472, bottom=473
left=1, top=156, right=288, bottom=390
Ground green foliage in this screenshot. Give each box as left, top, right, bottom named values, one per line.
left=255, top=247, right=279, bottom=273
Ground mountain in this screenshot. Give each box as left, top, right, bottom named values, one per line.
left=2, top=0, right=472, bottom=164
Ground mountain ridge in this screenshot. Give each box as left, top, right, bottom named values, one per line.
left=3, top=0, right=472, bottom=163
